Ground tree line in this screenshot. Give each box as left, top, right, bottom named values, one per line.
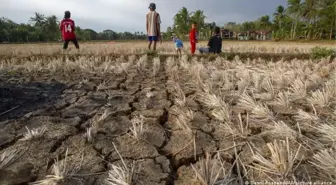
left=0, top=13, right=148, bottom=42
left=168, top=0, right=335, bottom=40
left=0, top=0, right=335, bottom=43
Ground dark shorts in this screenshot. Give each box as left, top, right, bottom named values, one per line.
left=148, top=36, right=158, bottom=41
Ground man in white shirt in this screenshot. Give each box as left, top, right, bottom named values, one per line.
left=146, top=3, right=161, bottom=51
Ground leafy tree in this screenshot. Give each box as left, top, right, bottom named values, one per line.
left=287, top=0, right=302, bottom=39
left=173, top=7, right=192, bottom=38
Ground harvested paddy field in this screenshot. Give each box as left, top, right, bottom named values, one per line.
left=0, top=42, right=335, bottom=185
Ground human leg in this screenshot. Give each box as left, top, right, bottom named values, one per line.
left=63, top=40, right=70, bottom=50
left=191, top=42, right=196, bottom=54
left=199, top=47, right=209, bottom=54
left=148, top=36, right=153, bottom=50
left=71, top=38, right=80, bottom=49
left=152, top=36, right=158, bottom=51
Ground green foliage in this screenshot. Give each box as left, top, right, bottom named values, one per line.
left=311, top=46, right=335, bottom=59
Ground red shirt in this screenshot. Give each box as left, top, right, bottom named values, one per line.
left=189, top=28, right=197, bottom=42
left=60, top=18, right=76, bottom=40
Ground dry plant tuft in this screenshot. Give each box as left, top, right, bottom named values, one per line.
left=270, top=92, right=293, bottom=113
left=19, top=126, right=47, bottom=141
left=84, top=127, right=93, bottom=143
left=0, top=149, right=25, bottom=169
left=261, top=78, right=276, bottom=98
left=294, top=109, right=320, bottom=123
left=269, top=121, right=298, bottom=140
left=136, top=55, right=147, bottom=71
left=307, top=88, right=332, bottom=109
left=198, top=92, right=225, bottom=110
left=251, top=138, right=302, bottom=179
left=130, top=115, right=147, bottom=140
left=165, top=57, right=175, bottom=73
left=310, top=149, right=336, bottom=181
left=317, top=124, right=336, bottom=147
left=171, top=82, right=186, bottom=107
left=175, top=110, right=193, bottom=137
left=31, top=149, right=82, bottom=185
left=191, top=153, right=234, bottom=185
left=325, top=80, right=336, bottom=97
left=238, top=93, right=275, bottom=123
left=152, top=57, right=160, bottom=77
left=106, top=143, right=135, bottom=185
left=289, top=79, right=307, bottom=101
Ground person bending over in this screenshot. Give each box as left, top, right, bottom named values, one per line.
left=60, top=11, right=79, bottom=50
left=199, top=27, right=222, bottom=54
left=172, top=36, right=183, bottom=56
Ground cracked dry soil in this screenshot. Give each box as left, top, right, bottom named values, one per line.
left=0, top=56, right=231, bottom=185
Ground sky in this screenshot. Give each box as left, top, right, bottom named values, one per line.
left=0, top=0, right=287, bottom=33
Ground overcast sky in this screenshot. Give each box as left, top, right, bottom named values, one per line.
left=0, top=0, right=287, bottom=33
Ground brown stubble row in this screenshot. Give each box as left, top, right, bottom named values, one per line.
left=0, top=41, right=335, bottom=56
left=0, top=47, right=335, bottom=184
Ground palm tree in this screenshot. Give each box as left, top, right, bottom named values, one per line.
left=259, top=15, right=271, bottom=29
left=273, top=5, right=286, bottom=29
left=173, top=7, right=192, bottom=37
left=45, top=15, right=59, bottom=41
left=287, top=0, right=302, bottom=39
left=190, top=10, right=206, bottom=29
left=301, top=0, right=319, bottom=39
left=317, top=0, right=336, bottom=39
left=30, top=12, right=46, bottom=27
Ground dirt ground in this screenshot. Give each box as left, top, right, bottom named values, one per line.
left=0, top=42, right=335, bottom=185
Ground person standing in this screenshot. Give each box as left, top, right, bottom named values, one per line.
left=189, top=22, right=198, bottom=54
left=59, top=11, right=79, bottom=50
left=146, top=3, right=161, bottom=51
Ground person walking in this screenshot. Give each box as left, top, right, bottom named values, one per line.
left=146, top=3, right=161, bottom=51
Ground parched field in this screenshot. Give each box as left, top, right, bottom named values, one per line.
left=0, top=41, right=335, bottom=185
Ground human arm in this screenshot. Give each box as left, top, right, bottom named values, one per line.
left=72, top=20, right=76, bottom=32
left=146, top=14, right=148, bottom=34
left=156, top=13, right=161, bottom=39
left=219, top=38, right=222, bottom=53
left=195, top=30, right=198, bottom=43
left=207, top=36, right=213, bottom=48
left=59, top=20, right=63, bottom=31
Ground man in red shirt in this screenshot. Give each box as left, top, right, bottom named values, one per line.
left=189, top=22, right=198, bottom=54
left=59, top=11, right=79, bottom=50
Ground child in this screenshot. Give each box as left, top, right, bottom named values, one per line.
left=59, top=11, right=79, bottom=50
left=189, top=22, right=198, bottom=54
left=172, top=36, right=183, bottom=55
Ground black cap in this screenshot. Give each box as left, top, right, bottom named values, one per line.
left=149, top=3, right=156, bottom=10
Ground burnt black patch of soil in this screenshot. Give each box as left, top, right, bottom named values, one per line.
left=0, top=82, right=66, bottom=121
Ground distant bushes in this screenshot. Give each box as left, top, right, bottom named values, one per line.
left=311, top=46, right=335, bottom=60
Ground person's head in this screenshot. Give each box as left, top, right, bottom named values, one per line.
left=64, top=11, right=71, bottom=19
left=214, top=27, right=220, bottom=35
left=192, top=22, right=197, bottom=29
left=149, top=3, right=156, bottom=11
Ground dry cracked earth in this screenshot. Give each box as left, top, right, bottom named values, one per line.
left=0, top=54, right=335, bottom=185
left=0, top=55, right=239, bottom=185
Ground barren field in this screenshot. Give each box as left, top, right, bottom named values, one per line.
left=0, top=42, right=335, bottom=185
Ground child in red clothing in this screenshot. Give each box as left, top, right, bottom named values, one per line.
left=189, top=22, right=198, bottom=54
left=59, top=11, right=79, bottom=50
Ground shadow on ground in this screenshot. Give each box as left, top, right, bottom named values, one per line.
left=0, top=82, right=66, bottom=121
